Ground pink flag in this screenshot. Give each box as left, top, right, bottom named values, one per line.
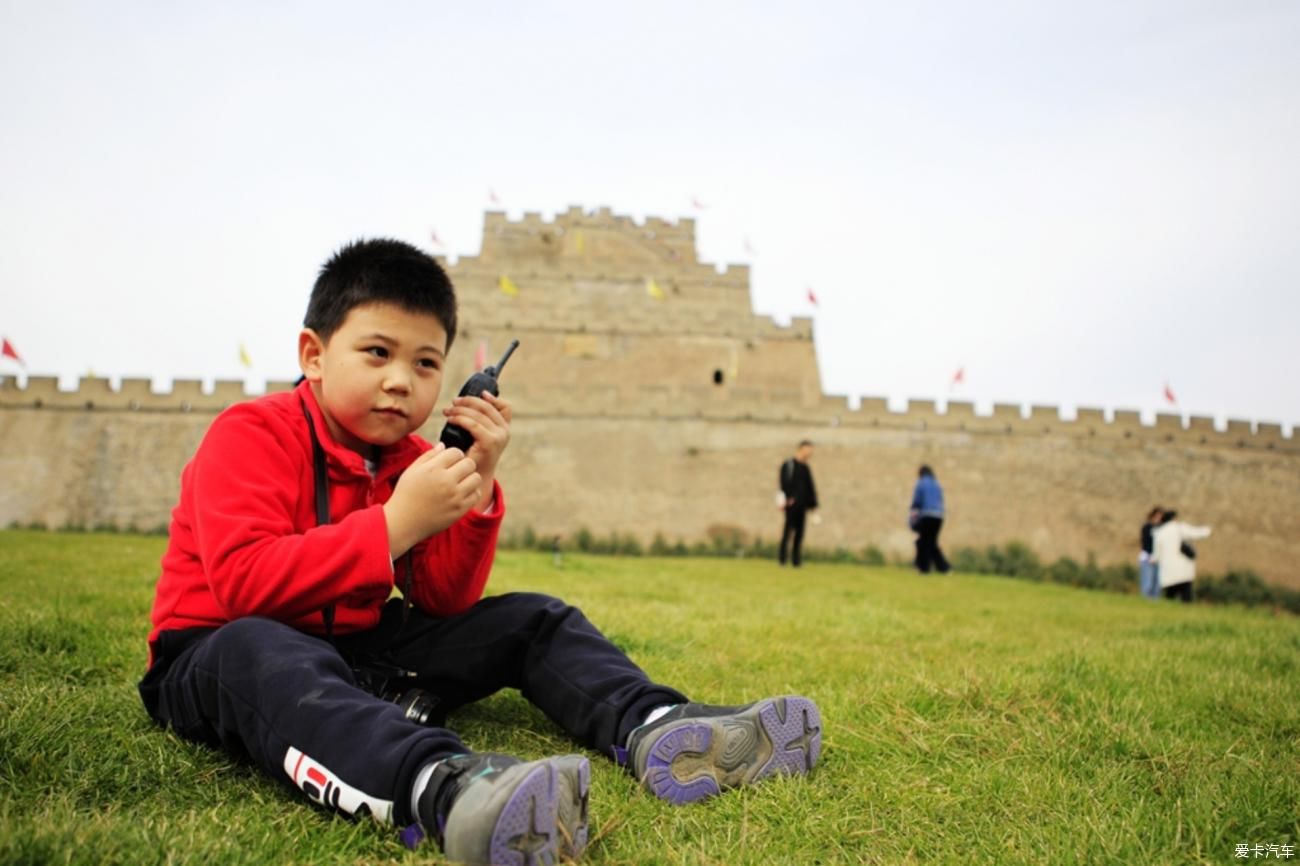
left=488, top=189, right=501, bottom=205
left=690, top=196, right=708, bottom=210
left=951, top=367, right=965, bottom=386
left=1, top=337, right=23, bottom=367
left=429, top=229, right=444, bottom=248
left=806, top=287, right=819, bottom=307
left=474, top=341, right=487, bottom=372
left=1163, top=382, right=1177, bottom=405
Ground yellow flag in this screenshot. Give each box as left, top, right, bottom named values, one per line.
left=499, top=275, right=519, bottom=296
left=574, top=230, right=585, bottom=255
left=646, top=277, right=665, bottom=301
left=239, top=342, right=252, bottom=368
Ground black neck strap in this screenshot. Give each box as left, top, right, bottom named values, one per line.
left=300, top=397, right=336, bottom=639
left=299, top=396, right=414, bottom=632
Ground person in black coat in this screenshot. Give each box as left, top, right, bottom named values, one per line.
left=778, top=440, right=819, bottom=567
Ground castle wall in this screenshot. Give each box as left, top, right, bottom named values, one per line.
left=3, top=207, right=1296, bottom=588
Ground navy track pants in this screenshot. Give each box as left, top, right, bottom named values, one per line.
left=138, top=592, right=687, bottom=827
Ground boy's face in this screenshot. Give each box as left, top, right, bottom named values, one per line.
left=299, top=302, right=448, bottom=455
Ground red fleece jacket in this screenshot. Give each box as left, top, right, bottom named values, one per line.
left=146, top=380, right=503, bottom=661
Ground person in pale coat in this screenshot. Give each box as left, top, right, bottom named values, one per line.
left=1150, top=510, right=1212, bottom=603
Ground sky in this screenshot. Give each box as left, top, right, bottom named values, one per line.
left=2, top=1, right=1298, bottom=431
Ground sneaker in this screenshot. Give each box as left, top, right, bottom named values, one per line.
left=415, top=752, right=590, bottom=865
left=625, top=695, right=822, bottom=805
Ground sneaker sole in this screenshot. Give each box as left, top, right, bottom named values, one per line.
left=443, top=755, right=590, bottom=866
left=640, top=696, right=822, bottom=805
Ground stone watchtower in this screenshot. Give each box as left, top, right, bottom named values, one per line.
left=434, top=205, right=824, bottom=550
left=442, top=206, right=820, bottom=413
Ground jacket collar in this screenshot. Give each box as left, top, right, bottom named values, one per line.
left=294, top=379, right=423, bottom=483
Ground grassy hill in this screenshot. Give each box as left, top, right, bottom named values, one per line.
left=1, top=529, right=1296, bottom=865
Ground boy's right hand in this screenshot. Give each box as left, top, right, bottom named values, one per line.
left=383, top=444, right=482, bottom=559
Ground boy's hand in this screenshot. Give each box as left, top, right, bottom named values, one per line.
left=441, top=392, right=512, bottom=511
left=383, top=444, right=481, bottom=558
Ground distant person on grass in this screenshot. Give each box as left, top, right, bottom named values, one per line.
left=778, top=440, right=819, bottom=567
left=1151, top=509, right=1212, bottom=603
left=909, top=465, right=950, bottom=574
left=137, top=239, right=822, bottom=866
left=1138, top=506, right=1164, bottom=599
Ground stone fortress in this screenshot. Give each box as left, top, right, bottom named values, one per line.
left=2, top=206, right=1297, bottom=588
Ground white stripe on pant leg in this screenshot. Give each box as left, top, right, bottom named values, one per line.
left=283, top=746, right=395, bottom=825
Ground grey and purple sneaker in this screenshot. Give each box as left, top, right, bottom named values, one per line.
left=413, top=752, right=590, bottom=865
left=623, top=696, right=822, bottom=805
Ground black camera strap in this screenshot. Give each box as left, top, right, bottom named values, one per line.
left=299, top=397, right=415, bottom=642
left=300, top=397, right=337, bottom=641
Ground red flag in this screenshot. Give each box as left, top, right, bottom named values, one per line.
left=806, top=287, right=819, bottom=307
left=474, top=341, right=487, bottom=372
left=1, top=337, right=23, bottom=367
left=951, top=367, right=965, bottom=386
left=1163, top=383, right=1177, bottom=405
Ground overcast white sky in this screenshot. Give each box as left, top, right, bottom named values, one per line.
left=2, top=1, right=1297, bottom=430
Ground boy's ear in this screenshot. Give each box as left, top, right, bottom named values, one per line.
left=298, top=329, right=326, bottom=382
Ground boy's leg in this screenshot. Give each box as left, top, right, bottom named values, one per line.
left=364, top=593, right=687, bottom=759
left=369, top=594, right=821, bottom=806
left=140, top=617, right=462, bottom=827
left=141, top=617, right=590, bottom=862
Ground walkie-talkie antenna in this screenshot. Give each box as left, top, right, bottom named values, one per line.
left=488, top=339, right=520, bottom=377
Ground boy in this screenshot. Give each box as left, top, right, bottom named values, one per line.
left=139, top=239, right=822, bottom=866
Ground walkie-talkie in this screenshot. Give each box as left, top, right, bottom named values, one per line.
left=438, top=339, right=519, bottom=451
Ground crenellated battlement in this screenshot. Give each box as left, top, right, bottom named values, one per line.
left=0, top=376, right=297, bottom=412
left=454, top=206, right=749, bottom=288
left=2, top=374, right=1292, bottom=452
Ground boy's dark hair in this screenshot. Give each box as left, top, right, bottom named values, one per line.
left=1147, top=506, right=1163, bottom=521
left=305, top=239, right=458, bottom=348
left=798, top=440, right=814, bottom=448
left=918, top=465, right=934, bottom=478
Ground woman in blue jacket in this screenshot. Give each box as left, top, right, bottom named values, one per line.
left=910, top=465, right=950, bottom=574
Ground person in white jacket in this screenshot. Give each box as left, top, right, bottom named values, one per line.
left=1150, top=510, right=1212, bottom=603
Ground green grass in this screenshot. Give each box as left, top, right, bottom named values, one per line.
left=1, top=529, right=1297, bottom=865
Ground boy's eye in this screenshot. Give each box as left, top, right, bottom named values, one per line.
left=366, top=346, right=389, bottom=359
left=417, top=358, right=440, bottom=370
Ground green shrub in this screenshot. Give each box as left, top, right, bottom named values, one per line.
left=1199, top=569, right=1300, bottom=614
left=615, top=533, right=643, bottom=557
